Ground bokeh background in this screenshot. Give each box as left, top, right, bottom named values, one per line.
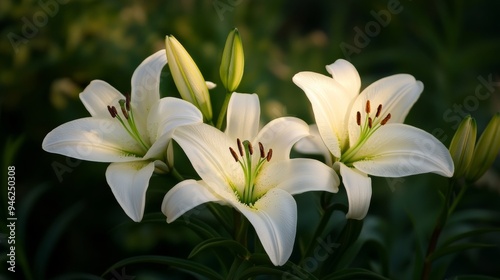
left=1, top=0, right=500, bottom=279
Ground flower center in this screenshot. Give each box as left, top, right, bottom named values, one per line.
left=341, top=100, right=391, bottom=164
left=107, top=94, right=150, bottom=153
left=228, top=138, right=273, bottom=205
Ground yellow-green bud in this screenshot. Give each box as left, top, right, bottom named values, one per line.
left=220, top=28, right=244, bottom=92
left=165, top=35, right=212, bottom=122
left=449, top=116, right=476, bottom=178
left=466, top=113, right=500, bottom=182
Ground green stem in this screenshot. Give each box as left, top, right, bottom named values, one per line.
left=303, top=199, right=336, bottom=259
left=170, top=167, right=185, bottom=182
left=216, top=92, right=232, bottom=130
left=421, top=179, right=458, bottom=280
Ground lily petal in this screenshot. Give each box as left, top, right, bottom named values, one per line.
left=232, top=188, right=296, bottom=266
left=326, top=59, right=361, bottom=99
left=293, top=72, right=351, bottom=158
left=254, top=158, right=339, bottom=196
left=337, top=162, right=372, bottom=220
left=130, top=49, right=168, bottom=139
left=144, top=97, right=203, bottom=160
left=105, top=160, right=156, bottom=222
left=162, top=180, right=224, bottom=223
left=294, top=124, right=333, bottom=166
left=172, top=123, right=244, bottom=196
left=42, top=117, right=145, bottom=162
left=225, top=93, right=260, bottom=141
left=352, top=124, right=454, bottom=177
left=349, top=74, right=423, bottom=145
left=254, top=117, right=309, bottom=162
left=79, top=80, right=125, bottom=118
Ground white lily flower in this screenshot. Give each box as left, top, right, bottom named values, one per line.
left=293, top=59, right=454, bottom=220
left=42, top=50, right=203, bottom=222
left=162, top=93, right=339, bottom=266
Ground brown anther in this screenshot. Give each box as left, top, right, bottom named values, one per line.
left=266, top=149, right=273, bottom=162
left=247, top=142, right=254, bottom=155
left=112, top=106, right=118, bottom=117
left=259, top=142, right=265, bottom=158
left=229, top=147, right=239, bottom=162
left=368, top=117, right=373, bottom=128
left=125, top=94, right=131, bottom=111
left=237, top=138, right=243, bottom=157
left=376, top=104, right=382, bottom=118
left=107, top=105, right=116, bottom=118
left=381, top=113, right=391, bottom=125
left=365, top=100, right=371, bottom=114
left=356, top=111, right=361, bottom=126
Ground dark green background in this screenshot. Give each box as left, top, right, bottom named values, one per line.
left=1, top=0, right=499, bottom=279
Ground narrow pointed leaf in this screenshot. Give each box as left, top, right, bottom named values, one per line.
left=429, top=243, right=496, bottom=262
left=441, top=227, right=500, bottom=248
left=188, top=237, right=249, bottom=259
left=102, top=255, right=223, bottom=280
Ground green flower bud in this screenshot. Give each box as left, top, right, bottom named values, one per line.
left=165, top=35, right=212, bottom=122
left=466, top=113, right=500, bottom=182
left=220, top=28, right=244, bottom=92
left=449, top=116, right=476, bottom=178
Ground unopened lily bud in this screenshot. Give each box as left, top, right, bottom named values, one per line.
left=449, top=116, right=476, bottom=178
left=220, top=28, right=244, bottom=92
left=466, top=113, right=500, bottom=182
left=165, top=35, right=212, bottom=122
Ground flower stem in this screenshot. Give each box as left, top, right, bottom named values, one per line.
left=216, top=92, right=232, bottom=130
left=421, top=179, right=458, bottom=280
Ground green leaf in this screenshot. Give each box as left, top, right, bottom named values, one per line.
left=239, top=266, right=295, bottom=279
left=51, top=273, right=103, bottom=280
left=102, top=255, right=223, bottom=280
left=323, top=268, right=391, bottom=280
left=249, top=254, right=319, bottom=280
left=176, top=215, right=222, bottom=239
left=188, top=237, right=249, bottom=259
left=451, top=275, right=500, bottom=280
left=441, top=228, right=500, bottom=248
left=429, top=243, right=497, bottom=262
left=35, top=202, right=84, bottom=279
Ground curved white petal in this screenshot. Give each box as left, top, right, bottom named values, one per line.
left=254, top=117, right=309, bottom=162
left=172, top=123, right=244, bottom=196
left=105, top=160, right=155, bottom=222
left=144, top=97, right=203, bottom=160
left=337, top=162, right=372, bottom=220
left=232, top=188, right=296, bottom=266
left=352, top=124, right=454, bottom=177
left=225, top=93, right=260, bottom=141
left=130, top=49, right=168, bottom=139
left=254, top=158, right=339, bottom=197
left=326, top=59, right=361, bottom=99
left=79, top=80, right=125, bottom=118
left=42, top=118, right=145, bottom=162
left=293, top=72, right=351, bottom=158
left=162, top=180, right=225, bottom=223
left=348, top=74, right=423, bottom=145
left=294, top=124, right=333, bottom=166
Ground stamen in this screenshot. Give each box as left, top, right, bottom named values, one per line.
left=237, top=138, right=244, bottom=156
left=368, top=117, right=373, bottom=128
left=259, top=142, right=265, bottom=158
left=107, top=106, right=116, bottom=118
left=376, top=104, right=382, bottom=118
left=125, top=94, right=131, bottom=111
left=119, top=100, right=129, bottom=119
left=381, top=113, right=391, bottom=125
left=365, top=100, right=371, bottom=114
left=356, top=111, right=361, bottom=126
left=229, top=147, right=239, bottom=162
left=266, top=149, right=273, bottom=162
left=247, top=142, right=254, bottom=155
left=112, top=106, right=118, bottom=117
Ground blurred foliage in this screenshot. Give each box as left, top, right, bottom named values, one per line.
left=1, top=0, right=499, bottom=279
